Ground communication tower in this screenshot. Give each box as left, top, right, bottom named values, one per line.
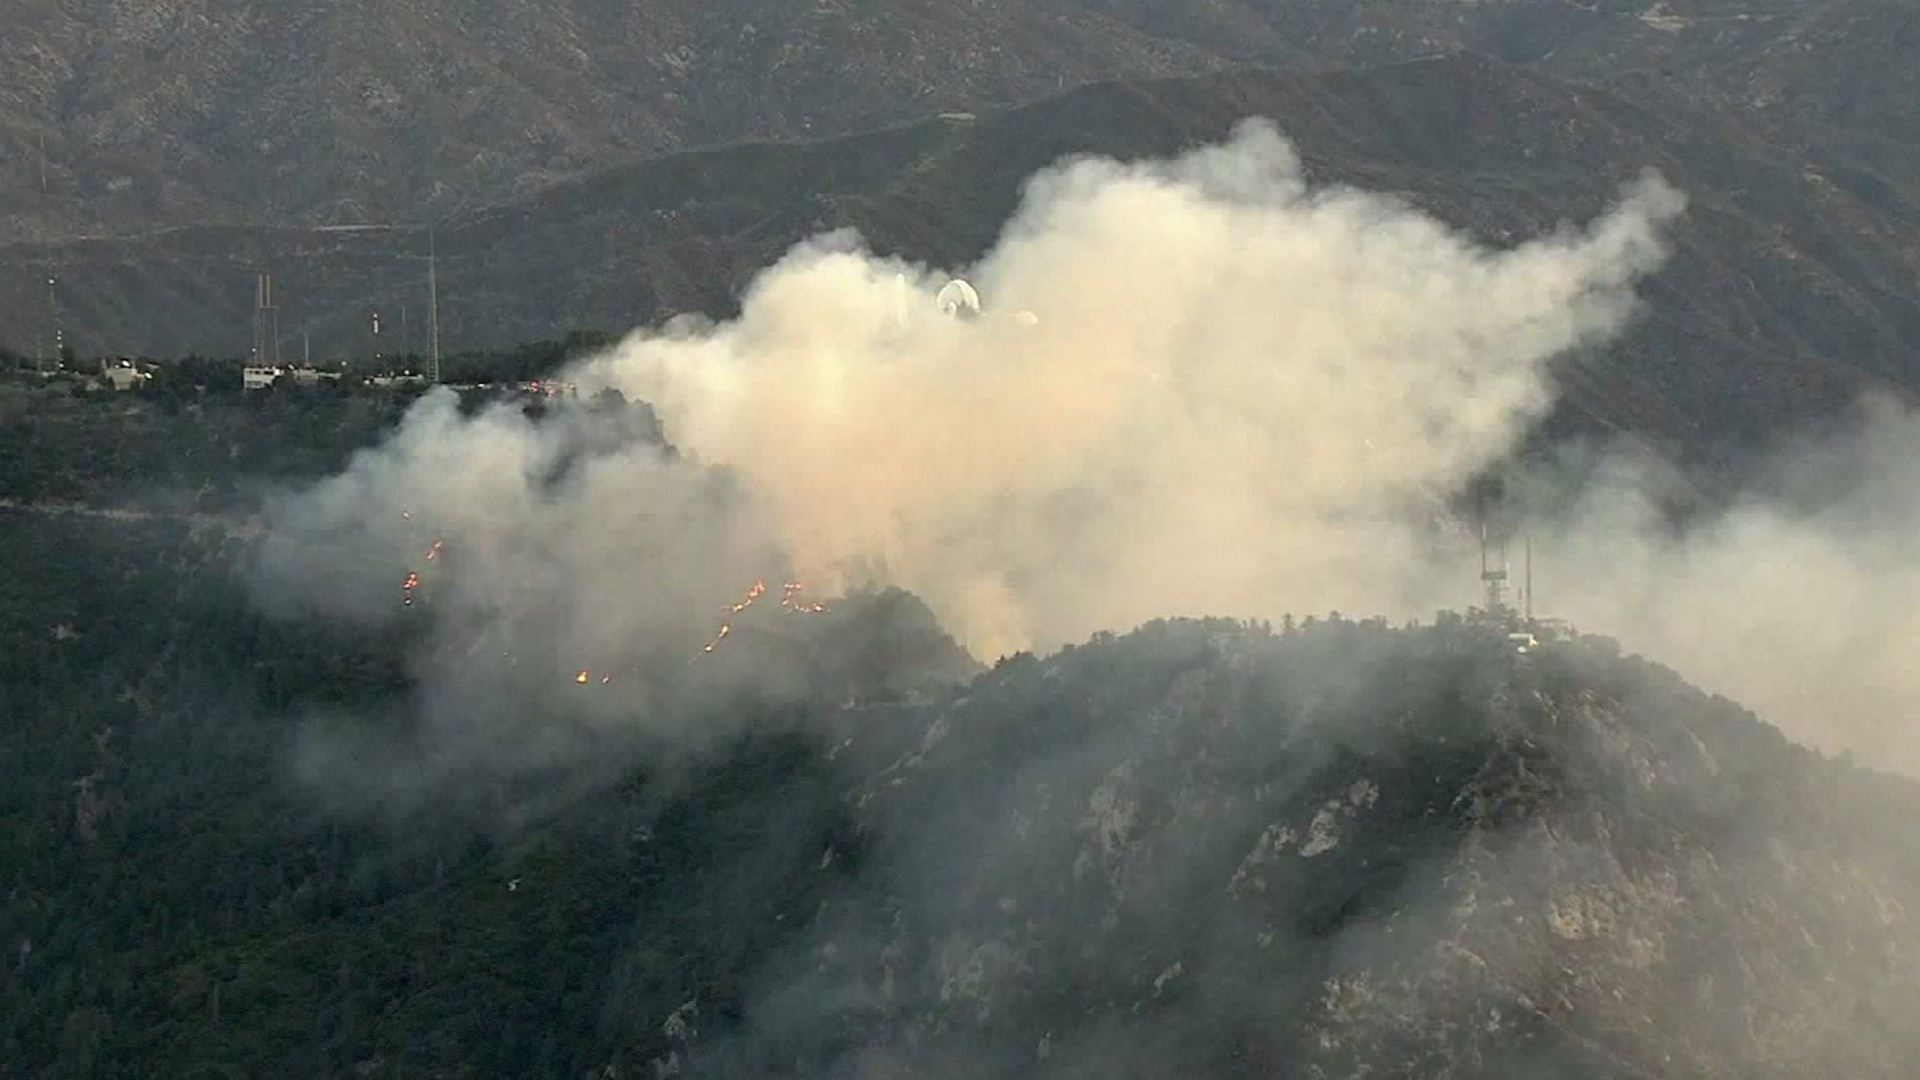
left=1480, top=519, right=1510, bottom=614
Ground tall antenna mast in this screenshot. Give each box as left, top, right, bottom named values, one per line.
left=44, top=269, right=60, bottom=370
left=270, top=276, right=280, bottom=364
left=34, top=141, right=57, bottom=368
left=427, top=230, right=441, bottom=384
left=1524, top=533, right=1533, bottom=624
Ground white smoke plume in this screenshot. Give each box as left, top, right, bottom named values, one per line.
left=231, top=116, right=1920, bottom=1079
left=250, top=118, right=1702, bottom=777
left=1536, top=396, right=1920, bottom=776
left=583, top=120, right=1684, bottom=658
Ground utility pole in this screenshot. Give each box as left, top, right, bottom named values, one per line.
left=39, top=133, right=48, bottom=194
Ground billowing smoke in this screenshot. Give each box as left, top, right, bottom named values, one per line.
left=583, top=120, right=1683, bottom=658
left=232, top=116, right=1920, bottom=1077
left=249, top=388, right=794, bottom=793
left=251, top=118, right=1705, bottom=784
left=1536, top=395, right=1920, bottom=776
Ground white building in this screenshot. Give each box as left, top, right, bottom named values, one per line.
left=365, top=371, right=428, bottom=389
left=242, top=365, right=282, bottom=390
left=99, top=358, right=152, bottom=391
left=286, top=365, right=344, bottom=385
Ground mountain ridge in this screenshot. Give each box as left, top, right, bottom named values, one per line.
left=5, top=0, right=1916, bottom=242
left=733, top=614, right=1920, bottom=1077
left=9, top=54, right=1919, bottom=471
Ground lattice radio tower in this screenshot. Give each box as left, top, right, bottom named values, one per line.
left=1480, top=519, right=1511, bottom=614
left=253, top=272, right=281, bottom=365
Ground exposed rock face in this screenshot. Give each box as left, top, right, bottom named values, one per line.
left=715, top=616, right=1920, bottom=1077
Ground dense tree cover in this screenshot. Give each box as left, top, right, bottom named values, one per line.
left=0, top=373, right=975, bottom=1078
left=0, top=332, right=626, bottom=510
left=439, top=330, right=623, bottom=386
left=0, top=512, right=847, bottom=1076
left=0, top=378, right=411, bottom=509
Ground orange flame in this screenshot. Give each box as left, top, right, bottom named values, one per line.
left=402, top=571, right=420, bottom=590
left=700, top=579, right=771, bottom=657
left=696, top=577, right=828, bottom=659
left=729, top=580, right=768, bottom=614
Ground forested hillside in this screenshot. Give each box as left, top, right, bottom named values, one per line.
left=6, top=375, right=1920, bottom=1078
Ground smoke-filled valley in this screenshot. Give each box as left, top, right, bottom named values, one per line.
left=8, top=112, right=1920, bottom=1080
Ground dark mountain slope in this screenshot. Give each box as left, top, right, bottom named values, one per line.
left=10, top=56, right=1920, bottom=468
left=10, top=470, right=1920, bottom=1078
left=3, top=389, right=1917, bottom=1076
left=748, top=615, right=1920, bottom=1078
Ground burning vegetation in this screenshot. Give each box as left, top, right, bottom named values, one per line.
left=699, top=578, right=831, bottom=657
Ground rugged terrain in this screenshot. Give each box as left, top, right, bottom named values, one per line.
left=6, top=384, right=1920, bottom=1078
left=8, top=55, right=1920, bottom=469
left=4, top=0, right=1915, bottom=239
left=721, top=614, right=1920, bottom=1079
